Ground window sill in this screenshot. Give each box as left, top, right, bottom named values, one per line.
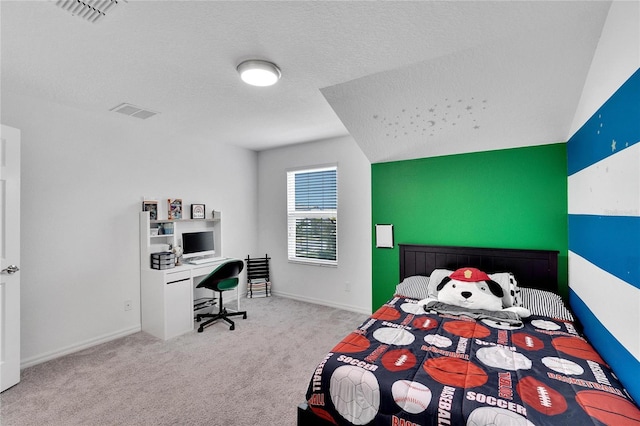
left=288, top=259, right=338, bottom=268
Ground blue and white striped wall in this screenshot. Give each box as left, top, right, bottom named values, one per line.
left=567, top=68, right=640, bottom=401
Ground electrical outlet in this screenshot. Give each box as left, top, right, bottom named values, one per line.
left=345, top=281, right=351, bottom=292
left=124, top=300, right=132, bottom=311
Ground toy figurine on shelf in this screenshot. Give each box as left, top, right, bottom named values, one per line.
left=173, top=245, right=183, bottom=266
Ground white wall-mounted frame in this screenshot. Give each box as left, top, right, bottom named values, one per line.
left=375, top=224, right=394, bottom=248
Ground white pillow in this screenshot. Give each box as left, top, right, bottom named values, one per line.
left=395, top=275, right=430, bottom=300
left=426, top=269, right=519, bottom=307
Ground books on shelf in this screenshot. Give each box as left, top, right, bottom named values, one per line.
left=247, top=279, right=271, bottom=298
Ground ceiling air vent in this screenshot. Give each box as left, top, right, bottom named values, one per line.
left=110, top=103, right=159, bottom=120
left=54, top=0, right=126, bottom=23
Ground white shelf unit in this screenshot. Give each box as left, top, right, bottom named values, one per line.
left=139, top=211, right=227, bottom=340
left=139, top=211, right=222, bottom=263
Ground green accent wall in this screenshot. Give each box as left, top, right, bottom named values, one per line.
left=371, top=143, right=568, bottom=311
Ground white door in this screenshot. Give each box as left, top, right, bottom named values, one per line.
left=1, top=124, right=21, bottom=392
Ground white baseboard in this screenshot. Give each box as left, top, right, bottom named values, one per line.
left=20, top=293, right=369, bottom=369
left=272, top=290, right=371, bottom=316
left=21, top=325, right=141, bottom=369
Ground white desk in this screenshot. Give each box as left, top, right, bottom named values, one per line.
left=140, top=258, right=240, bottom=340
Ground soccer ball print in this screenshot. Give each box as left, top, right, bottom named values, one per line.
left=467, top=406, right=535, bottom=426
left=330, top=365, right=380, bottom=425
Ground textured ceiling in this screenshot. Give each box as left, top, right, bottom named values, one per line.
left=1, top=1, right=611, bottom=162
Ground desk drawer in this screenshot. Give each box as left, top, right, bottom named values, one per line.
left=191, top=265, right=216, bottom=278
left=165, top=270, right=191, bottom=284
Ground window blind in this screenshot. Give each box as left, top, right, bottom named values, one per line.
left=287, top=166, right=337, bottom=265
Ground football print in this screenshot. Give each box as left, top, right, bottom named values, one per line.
left=381, top=349, right=417, bottom=372
left=512, top=332, right=544, bottom=351
left=412, top=316, right=438, bottom=331
left=516, top=376, right=568, bottom=416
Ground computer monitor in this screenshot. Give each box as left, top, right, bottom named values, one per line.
left=182, top=231, right=215, bottom=260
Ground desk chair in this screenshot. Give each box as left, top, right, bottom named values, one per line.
left=195, top=259, right=247, bottom=332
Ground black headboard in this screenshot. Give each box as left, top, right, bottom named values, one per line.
left=400, top=244, right=559, bottom=293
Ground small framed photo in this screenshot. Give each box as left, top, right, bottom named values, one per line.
left=142, top=201, right=158, bottom=220
left=168, top=198, right=182, bottom=220
left=191, top=204, right=206, bottom=219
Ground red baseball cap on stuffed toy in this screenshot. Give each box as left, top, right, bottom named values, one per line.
left=449, top=267, right=490, bottom=282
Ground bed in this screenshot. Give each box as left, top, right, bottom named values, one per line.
left=297, top=244, right=640, bottom=426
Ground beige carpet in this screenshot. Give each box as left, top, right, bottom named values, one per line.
left=0, top=296, right=368, bottom=425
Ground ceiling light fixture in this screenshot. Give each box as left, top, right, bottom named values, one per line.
left=237, top=60, right=281, bottom=87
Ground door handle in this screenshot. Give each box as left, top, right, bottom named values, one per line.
left=1, top=265, right=20, bottom=274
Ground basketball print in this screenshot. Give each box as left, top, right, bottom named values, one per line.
left=381, top=349, right=417, bottom=372
left=516, top=376, right=568, bottom=416
left=332, top=332, right=370, bottom=353
left=467, top=406, right=535, bottom=426
left=401, top=302, right=426, bottom=315
left=476, top=346, right=532, bottom=371
left=412, top=316, right=438, bottom=331
left=330, top=365, right=380, bottom=425
left=424, top=334, right=453, bottom=348
left=371, top=306, right=402, bottom=321
left=552, top=337, right=605, bottom=364
left=443, top=321, right=491, bottom=338
left=541, top=356, right=584, bottom=375
left=576, top=390, right=640, bottom=425
left=423, top=358, right=488, bottom=388
left=391, top=380, right=432, bottom=414
left=373, top=327, right=415, bottom=346
left=512, top=333, right=544, bottom=351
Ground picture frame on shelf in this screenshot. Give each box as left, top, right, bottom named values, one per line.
left=142, top=200, right=158, bottom=220
left=191, top=204, right=206, bottom=219
left=167, top=198, right=182, bottom=220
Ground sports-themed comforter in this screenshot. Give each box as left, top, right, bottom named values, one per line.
left=305, top=296, right=640, bottom=426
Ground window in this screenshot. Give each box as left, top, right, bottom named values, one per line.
left=287, top=165, right=337, bottom=266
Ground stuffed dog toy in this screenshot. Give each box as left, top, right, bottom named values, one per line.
left=418, top=267, right=530, bottom=317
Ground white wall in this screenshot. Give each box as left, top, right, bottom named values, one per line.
left=569, top=1, right=640, bottom=136
left=257, top=136, right=372, bottom=314
left=2, top=92, right=258, bottom=366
